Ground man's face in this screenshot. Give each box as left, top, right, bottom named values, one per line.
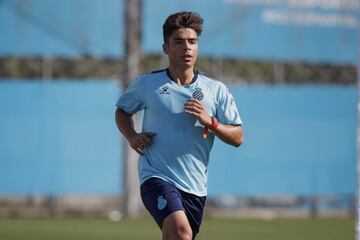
left=163, top=28, right=198, bottom=70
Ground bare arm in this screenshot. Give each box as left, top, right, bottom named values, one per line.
left=211, top=123, right=243, bottom=147
left=115, top=108, right=156, bottom=154
left=184, top=98, right=243, bottom=147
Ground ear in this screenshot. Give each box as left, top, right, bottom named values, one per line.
left=162, top=43, right=169, bottom=55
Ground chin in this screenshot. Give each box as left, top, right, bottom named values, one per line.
left=172, top=60, right=195, bottom=69
left=183, top=61, right=195, bottom=68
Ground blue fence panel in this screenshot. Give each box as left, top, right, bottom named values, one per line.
left=0, top=0, right=358, bottom=63
left=208, top=86, right=356, bottom=196
left=0, top=81, right=356, bottom=196
left=144, top=0, right=359, bottom=63
left=0, top=80, right=122, bottom=194
left=0, top=0, right=123, bottom=57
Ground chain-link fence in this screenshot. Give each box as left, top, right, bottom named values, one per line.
left=0, top=56, right=356, bottom=85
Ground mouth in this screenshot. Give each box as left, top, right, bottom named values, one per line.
left=182, top=55, right=193, bottom=60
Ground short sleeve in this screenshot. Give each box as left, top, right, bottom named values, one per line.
left=216, top=83, right=242, bottom=126
left=116, top=76, right=146, bottom=115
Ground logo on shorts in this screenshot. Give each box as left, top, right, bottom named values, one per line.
left=192, top=87, right=204, bottom=101
left=157, top=195, right=167, bottom=210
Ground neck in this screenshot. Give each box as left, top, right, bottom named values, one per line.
left=168, top=67, right=195, bottom=85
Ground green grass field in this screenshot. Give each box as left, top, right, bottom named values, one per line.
left=0, top=217, right=354, bottom=240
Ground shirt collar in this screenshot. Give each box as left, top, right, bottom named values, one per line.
left=166, top=68, right=198, bottom=86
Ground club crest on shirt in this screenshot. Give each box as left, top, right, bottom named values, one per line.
left=192, top=87, right=204, bottom=101
left=159, top=85, right=170, bottom=94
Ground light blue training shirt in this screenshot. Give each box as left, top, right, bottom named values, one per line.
left=116, top=69, right=242, bottom=196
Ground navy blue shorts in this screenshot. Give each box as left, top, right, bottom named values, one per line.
left=140, top=177, right=206, bottom=239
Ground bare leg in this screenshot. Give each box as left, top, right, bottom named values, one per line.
left=162, top=210, right=192, bottom=240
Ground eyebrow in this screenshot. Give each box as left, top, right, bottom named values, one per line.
left=173, top=37, right=198, bottom=41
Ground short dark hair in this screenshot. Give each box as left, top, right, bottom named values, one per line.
left=163, top=11, right=203, bottom=43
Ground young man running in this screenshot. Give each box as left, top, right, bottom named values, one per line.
left=115, top=11, right=243, bottom=240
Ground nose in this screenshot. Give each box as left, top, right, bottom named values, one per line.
left=183, top=41, right=191, bottom=51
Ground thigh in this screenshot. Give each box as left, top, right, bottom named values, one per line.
left=162, top=210, right=192, bottom=240
left=180, top=190, right=206, bottom=238
left=140, top=178, right=185, bottom=229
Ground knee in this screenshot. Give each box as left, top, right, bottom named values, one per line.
left=175, top=225, right=192, bottom=240
left=164, top=225, right=192, bottom=240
